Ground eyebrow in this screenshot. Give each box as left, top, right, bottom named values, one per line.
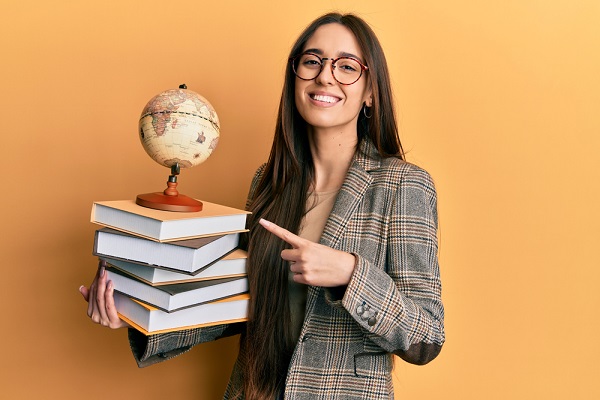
left=303, top=48, right=365, bottom=64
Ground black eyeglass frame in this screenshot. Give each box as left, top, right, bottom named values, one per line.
left=289, top=52, right=369, bottom=86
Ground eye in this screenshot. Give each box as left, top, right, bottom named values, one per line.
left=303, top=59, right=321, bottom=66
left=300, top=54, right=322, bottom=69
left=336, top=58, right=360, bottom=73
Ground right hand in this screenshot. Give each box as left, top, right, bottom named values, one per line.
left=79, top=260, right=130, bottom=329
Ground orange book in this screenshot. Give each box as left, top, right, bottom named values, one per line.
left=114, top=292, right=249, bottom=335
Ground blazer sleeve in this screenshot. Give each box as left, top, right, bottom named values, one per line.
left=128, top=324, right=243, bottom=368
left=339, top=164, right=445, bottom=365
left=127, top=164, right=266, bottom=367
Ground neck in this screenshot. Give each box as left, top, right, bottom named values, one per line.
left=308, top=127, right=357, bottom=193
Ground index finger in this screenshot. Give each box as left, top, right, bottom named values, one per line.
left=258, top=218, right=304, bottom=248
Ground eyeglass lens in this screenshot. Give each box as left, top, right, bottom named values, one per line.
left=293, top=53, right=364, bottom=85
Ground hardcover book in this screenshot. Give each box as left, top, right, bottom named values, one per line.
left=93, top=228, right=240, bottom=273
left=101, top=249, right=247, bottom=285
left=114, top=291, right=249, bottom=335
left=106, top=266, right=248, bottom=312
left=91, top=199, right=250, bottom=242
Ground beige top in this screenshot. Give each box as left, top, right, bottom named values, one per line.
left=289, top=189, right=339, bottom=343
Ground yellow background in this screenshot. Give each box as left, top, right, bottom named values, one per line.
left=1, top=0, right=598, bottom=398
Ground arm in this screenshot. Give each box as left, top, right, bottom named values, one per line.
left=256, top=163, right=445, bottom=364
left=128, top=323, right=243, bottom=368
left=340, top=165, right=445, bottom=365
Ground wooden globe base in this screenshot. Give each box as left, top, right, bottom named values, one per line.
left=136, top=192, right=203, bottom=212
left=136, top=181, right=203, bottom=212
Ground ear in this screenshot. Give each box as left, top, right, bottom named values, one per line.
left=363, top=87, right=373, bottom=107
left=362, top=75, right=374, bottom=106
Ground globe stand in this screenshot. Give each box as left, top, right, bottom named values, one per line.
left=136, top=163, right=203, bottom=212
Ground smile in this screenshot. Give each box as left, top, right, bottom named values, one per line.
left=310, top=94, right=340, bottom=104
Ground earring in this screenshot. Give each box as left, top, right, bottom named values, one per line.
left=362, top=104, right=372, bottom=119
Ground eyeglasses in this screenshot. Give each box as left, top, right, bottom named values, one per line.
left=290, top=52, right=369, bottom=85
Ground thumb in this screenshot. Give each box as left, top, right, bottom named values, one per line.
left=79, top=285, right=90, bottom=302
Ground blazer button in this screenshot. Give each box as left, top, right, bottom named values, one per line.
left=368, top=316, right=377, bottom=326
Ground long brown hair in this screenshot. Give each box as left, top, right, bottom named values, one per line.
left=240, top=13, right=404, bottom=399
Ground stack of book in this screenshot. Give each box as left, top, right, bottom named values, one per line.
left=90, top=199, right=251, bottom=335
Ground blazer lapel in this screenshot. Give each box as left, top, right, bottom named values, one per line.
left=320, top=139, right=379, bottom=249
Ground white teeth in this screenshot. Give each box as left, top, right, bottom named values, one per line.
left=312, top=94, right=337, bottom=103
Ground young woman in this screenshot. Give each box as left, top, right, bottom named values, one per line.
left=81, top=12, right=445, bottom=399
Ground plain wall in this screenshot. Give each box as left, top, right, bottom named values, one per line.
left=1, top=1, right=598, bottom=399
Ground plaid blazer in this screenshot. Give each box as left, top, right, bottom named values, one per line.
left=128, top=139, right=445, bottom=399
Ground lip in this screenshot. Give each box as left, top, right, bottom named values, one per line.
left=308, top=91, right=342, bottom=107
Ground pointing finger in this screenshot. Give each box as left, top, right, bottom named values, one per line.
left=258, top=218, right=304, bottom=248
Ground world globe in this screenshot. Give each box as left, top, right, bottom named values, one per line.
left=136, top=84, right=220, bottom=212
left=139, top=84, right=220, bottom=169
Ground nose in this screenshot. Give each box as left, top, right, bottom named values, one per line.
left=315, top=58, right=335, bottom=85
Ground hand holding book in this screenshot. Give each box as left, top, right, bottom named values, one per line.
left=79, top=260, right=130, bottom=330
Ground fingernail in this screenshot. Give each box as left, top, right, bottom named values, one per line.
left=100, top=267, right=105, bottom=277
left=259, top=218, right=270, bottom=227
left=107, top=280, right=113, bottom=290
left=78, top=285, right=84, bottom=293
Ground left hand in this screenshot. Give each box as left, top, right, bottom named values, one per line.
left=79, top=260, right=130, bottom=329
left=259, top=218, right=356, bottom=287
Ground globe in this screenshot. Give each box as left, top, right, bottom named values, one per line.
left=136, top=84, right=220, bottom=212
left=139, top=85, right=220, bottom=169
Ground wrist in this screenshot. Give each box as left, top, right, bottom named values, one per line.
left=342, top=252, right=357, bottom=285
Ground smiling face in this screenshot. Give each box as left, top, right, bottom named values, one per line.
left=294, top=23, right=372, bottom=136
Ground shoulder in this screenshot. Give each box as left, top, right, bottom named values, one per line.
left=252, top=163, right=267, bottom=187
left=363, top=158, right=439, bottom=224
left=356, top=139, right=436, bottom=192
left=245, top=163, right=268, bottom=208
left=375, top=158, right=436, bottom=193
left=250, top=163, right=267, bottom=186
left=253, top=163, right=267, bottom=177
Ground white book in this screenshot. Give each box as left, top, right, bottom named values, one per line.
left=114, top=291, right=249, bottom=335
left=93, top=228, right=240, bottom=274
left=91, top=199, right=250, bottom=242
left=101, top=249, right=247, bottom=285
left=106, top=266, right=248, bottom=312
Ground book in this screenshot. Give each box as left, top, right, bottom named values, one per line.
left=101, top=249, right=248, bottom=285
left=106, top=266, right=249, bottom=312
left=114, top=291, right=249, bottom=335
left=91, top=199, right=250, bottom=242
left=93, top=228, right=240, bottom=274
